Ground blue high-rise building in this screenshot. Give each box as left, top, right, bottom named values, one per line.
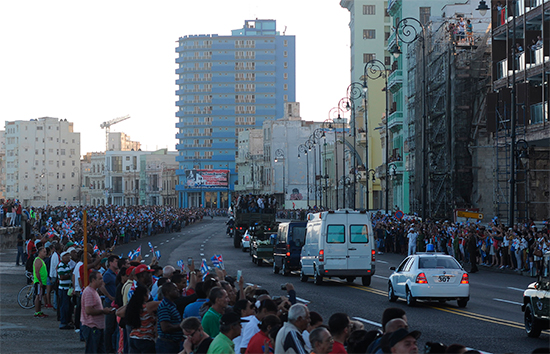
left=175, top=19, right=296, bottom=208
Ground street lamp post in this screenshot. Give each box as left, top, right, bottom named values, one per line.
left=337, top=97, right=351, bottom=208
left=328, top=105, right=346, bottom=209
left=364, top=59, right=389, bottom=213
left=392, top=17, right=426, bottom=220
left=274, top=149, right=285, bottom=208
left=321, top=119, right=333, bottom=209
left=298, top=144, right=309, bottom=208
left=345, top=82, right=365, bottom=210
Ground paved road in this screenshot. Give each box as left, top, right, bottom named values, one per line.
left=1, top=217, right=548, bottom=353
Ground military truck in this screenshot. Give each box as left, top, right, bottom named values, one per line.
left=232, top=208, right=277, bottom=249
left=522, top=251, right=550, bottom=337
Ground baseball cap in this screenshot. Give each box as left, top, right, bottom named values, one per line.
left=134, top=264, right=154, bottom=275
left=125, top=266, right=136, bottom=276
left=388, top=328, right=421, bottom=348
left=60, top=251, right=70, bottom=258
left=220, top=312, right=249, bottom=326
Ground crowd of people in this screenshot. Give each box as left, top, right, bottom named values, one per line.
left=233, top=194, right=278, bottom=214
left=371, top=212, right=550, bottom=276
left=9, top=203, right=206, bottom=258
left=27, top=229, right=519, bottom=354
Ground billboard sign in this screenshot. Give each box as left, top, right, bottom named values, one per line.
left=186, top=169, right=229, bottom=188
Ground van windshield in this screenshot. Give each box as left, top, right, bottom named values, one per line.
left=350, top=225, right=369, bottom=243
left=291, top=226, right=306, bottom=247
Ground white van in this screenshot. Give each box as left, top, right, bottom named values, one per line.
left=300, top=210, right=375, bottom=286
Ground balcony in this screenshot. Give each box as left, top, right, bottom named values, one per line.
left=387, top=69, right=403, bottom=93
left=357, top=132, right=366, bottom=145
left=387, top=0, right=401, bottom=16
left=497, top=59, right=509, bottom=79
left=387, top=31, right=397, bottom=52
left=388, top=111, right=403, bottom=131
left=530, top=102, right=548, bottom=124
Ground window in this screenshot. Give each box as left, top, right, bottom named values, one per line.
left=385, top=32, right=390, bottom=42
left=385, top=56, right=391, bottom=65
left=350, top=225, right=369, bottom=243
left=363, top=30, right=376, bottom=39
left=419, top=7, right=431, bottom=25
left=363, top=5, right=375, bottom=15
left=363, top=53, right=375, bottom=63
left=327, top=225, right=345, bottom=243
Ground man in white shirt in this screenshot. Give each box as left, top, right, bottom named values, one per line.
left=407, top=226, right=418, bottom=256
left=238, top=298, right=278, bottom=353
left=72, top=251, right=84, bottom=337
left=48, top=243, right=62, bottom=314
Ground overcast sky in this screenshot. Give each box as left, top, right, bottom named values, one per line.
left=0, top=0, right=351, bottom=155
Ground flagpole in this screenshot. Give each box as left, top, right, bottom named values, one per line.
left=83, top=210, right=88, bottom=288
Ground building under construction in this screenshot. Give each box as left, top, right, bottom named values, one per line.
left=407, top=18, right=493, bottom=221
left=488, top=0, right=550, bottom=225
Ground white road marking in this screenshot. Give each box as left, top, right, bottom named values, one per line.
left=145, top=254, right=149, bottom=257
left=154, top=246, right=158, bottom=248
left=374, top=275, right=388, bottom=280
left=160, top=243, right=164, bottom=245
left=507, top=287, right=525, bottom=292
left=466, top=348, right=492, bottom=354
left=200, top=253, right=204, bottom=257
left=171, top=237, right=175, bottom=240
left=295, top=297, right=310, bottom=304
left=166, top=240, right=169, bottom=243
left=352, top=317, right=382, bottom=327
left=493, top=298, right=523, bottom=306
left=377, top=260, right=388, bottom=264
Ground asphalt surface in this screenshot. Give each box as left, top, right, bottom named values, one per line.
left=0, top=217, right=548, bottom=354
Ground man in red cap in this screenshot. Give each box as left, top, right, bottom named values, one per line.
left=122, top=266, right=135, bottom=306
left=127, top=264, right=154, bottom=303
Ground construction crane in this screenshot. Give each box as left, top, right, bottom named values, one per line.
left=100, top=115, right=131, bottom=151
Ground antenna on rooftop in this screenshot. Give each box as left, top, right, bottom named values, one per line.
left=283, top=26, right=287, bottom=35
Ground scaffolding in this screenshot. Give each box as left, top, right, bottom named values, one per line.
left=408, top=20, right=491, bottom=220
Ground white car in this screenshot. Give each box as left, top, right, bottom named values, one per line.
left=241, top=230, right=251, bottom=252
left=388, top=253, right=470, bottom=307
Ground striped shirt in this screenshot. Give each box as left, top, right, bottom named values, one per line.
left=130, top=304, right=156, bottom=341
left=57, top=262, right=72, bottom=290
left=157, top=298, right=182, bottom=342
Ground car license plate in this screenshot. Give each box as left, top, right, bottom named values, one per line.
left=434, top=275, right=451, bottom=283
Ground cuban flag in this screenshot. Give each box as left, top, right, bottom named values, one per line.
left=211, top=254, right=224, bottom=270
left=148, top=242, right=155, bottom=253
left=155, top=250, right=161, bottom=260
left=128, top=251, right=134, bottom=259
left=93, top=245, right=99, bottom=253
left=176, top=260, right=185, bottom=272
left=135, top=245, right=141, bottom=257
left=200, top=259, right=209, bottom=281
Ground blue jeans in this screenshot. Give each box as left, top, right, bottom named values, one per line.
left=16, top=246, right=23, bottom=265
left=58, top=289, right=71, bottom=327
left=129, top=338, right=156, bottom=354
left=82, top=325, right=105, bottom=353
left=155, top=337, right=181, bottom=354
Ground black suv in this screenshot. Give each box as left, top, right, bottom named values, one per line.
left=522, top=251, right=550, bottom=337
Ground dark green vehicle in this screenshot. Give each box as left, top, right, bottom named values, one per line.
left=522, top=251, right=550, bottom=337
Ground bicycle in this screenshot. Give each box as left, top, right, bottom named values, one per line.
left=17, top=271, right=35, bottom=309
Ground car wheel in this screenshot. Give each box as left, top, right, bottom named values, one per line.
left=313, top=267, right=323, bottom=285
left=273, top=261, right=280, bottom=274
left=388, top=283, right=398, bottom=302
left=300, top=268, right=308, bottom=283
left=457, top=298, right=468, bottom=308
left=362, top=275, right=372, bottom=287
left=525, top=303, right=543, bottom=338
left=406, top=287, right=416, bottom=306
left=346, top=277, right=356, bottom=283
